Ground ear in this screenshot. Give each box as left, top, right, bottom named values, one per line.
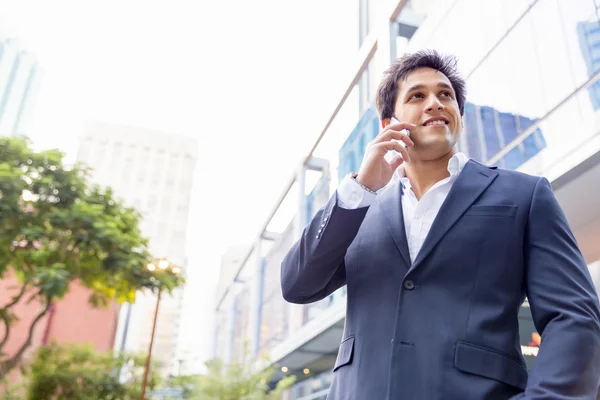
left=381, top=118, right=391, bottom=129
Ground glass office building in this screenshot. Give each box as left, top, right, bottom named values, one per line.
left=214, top=1, right=600, bottom=398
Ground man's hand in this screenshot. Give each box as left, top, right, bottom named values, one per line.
left=356, top=121, right=415, bottom=192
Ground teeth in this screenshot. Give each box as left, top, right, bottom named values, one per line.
left=425, top=120, right=446, bottom=126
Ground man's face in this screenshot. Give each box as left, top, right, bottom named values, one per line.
left=392, top=67, right=462, bottom=161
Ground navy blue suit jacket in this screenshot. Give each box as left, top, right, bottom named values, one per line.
left=281, top=160, right=600, bottom=399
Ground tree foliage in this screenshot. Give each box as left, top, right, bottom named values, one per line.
left=190, top=344, right=296, bottom=400
left=21, top=343, right=160, bottom=400
left=0, top=136, right=183, bottom=376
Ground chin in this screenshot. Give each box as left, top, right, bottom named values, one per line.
left=414, top=138, right=456, bottom=160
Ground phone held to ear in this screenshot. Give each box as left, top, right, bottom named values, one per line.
left=384, top=117, right=410, bottom=163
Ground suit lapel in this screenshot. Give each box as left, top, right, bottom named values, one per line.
left=377, top=181, right=411, bottom=268
left=409, top=160, right=498, bottom=273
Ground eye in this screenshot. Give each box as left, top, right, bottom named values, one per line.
left=440, top=91, right=454, bottom=98
left=409, top=93, right=424, bottom=101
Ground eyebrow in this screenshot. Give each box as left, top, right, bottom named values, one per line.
left=405, top=82, right=454, bottom=94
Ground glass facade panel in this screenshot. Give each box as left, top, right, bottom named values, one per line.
left=458, top=100, right=546, bottom=169
left=450, top=0, right=600, bottom=167
left=302, top=286, right=346, bottom=324
left=337, top=106, right=380, bottom=180
left=291, top=371, right=333, bottom=400
left=407, top=0, right=536, bottom=75
left=576, top=9, right=600, bottom=110
left=517, top=81, right=599, bottom=175
left=359, top=0, right=370, bottom=47
left=305, top=174, right=330, bottom=225
left=232, top=286, right=250, bottom=360
left=213, top=307, right=228, bottom=360
left=214, top=290, right=236, bottom=361
left=258, top=220, right=295, bottom=353
left=403, top=0, right=598, bottom=168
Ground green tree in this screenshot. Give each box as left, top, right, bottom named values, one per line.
left=193, top=344, right=296, bottom=400
left=23, top=342, right=161, bottom=400
left=166, top=374, right=202, bottom=399
left=0, top=136, right=183, bottom=377
left=0, top=378, right=25, bottom=400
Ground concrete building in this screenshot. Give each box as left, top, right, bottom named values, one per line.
left=0, top=37, right=40, bottom=137
left=214, top=0, right=600, bottom=398
left=76, top=121, right=198, bottom=376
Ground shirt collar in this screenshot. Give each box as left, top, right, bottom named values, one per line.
left=395, top=152, right=470, bottom=189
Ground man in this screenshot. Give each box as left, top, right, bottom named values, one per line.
left=280, top=50, right=600, bottom=399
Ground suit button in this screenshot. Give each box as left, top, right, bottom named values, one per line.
left=404, top=280, right=415, bottom=290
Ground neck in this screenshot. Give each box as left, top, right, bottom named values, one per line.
left=404, top=149, right=456, bottom=200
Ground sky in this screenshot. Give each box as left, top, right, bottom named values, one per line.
left=0, top=0, right=358, bottom=367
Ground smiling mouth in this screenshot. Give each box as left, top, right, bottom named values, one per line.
left=423, top=120, right=449, bottom=127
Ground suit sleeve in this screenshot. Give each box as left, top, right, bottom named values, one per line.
left=520, top=177, right=600, bottom=399
left=280, top=191, right=369, bottom=304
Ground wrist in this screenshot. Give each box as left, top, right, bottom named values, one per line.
left=352, top=173, right=380, bottom=193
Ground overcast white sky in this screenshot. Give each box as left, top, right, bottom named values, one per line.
left=0, top=0, right=358, bottom=366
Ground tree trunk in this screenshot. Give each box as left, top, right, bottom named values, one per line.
left=0, top=282, right=29, bottom=353
left=0, top=300, right=51, bottom=378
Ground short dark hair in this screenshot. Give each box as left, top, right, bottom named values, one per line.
left=375, top=49, right=467, bottom=119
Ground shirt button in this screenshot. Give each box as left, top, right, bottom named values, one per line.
left=351, top=193, right=359, bottom=202
left=404, top=280, right=415, bottom=290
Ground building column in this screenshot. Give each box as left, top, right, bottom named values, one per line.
left=288, top=164, right=309, bottom=335
left=247, top=239, right=265, bottom=356
left=295, top=164, right=307, bottom=238
left=224, top=294, right=237, bottom=363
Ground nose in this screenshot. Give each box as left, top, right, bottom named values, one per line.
left=426, top=94, right=444, bottom=112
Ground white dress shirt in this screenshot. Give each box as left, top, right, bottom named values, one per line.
left=337, top=152, right=469, bottom=263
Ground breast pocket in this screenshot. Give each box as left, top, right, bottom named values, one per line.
left=464, top=205, right=517, bottom=218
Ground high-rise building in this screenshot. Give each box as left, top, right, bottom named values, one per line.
left=76, top=121, right=198, bottom=376
left=0, top=38, right=40, bottom=137
left=215, top=0, right=600, bottom=398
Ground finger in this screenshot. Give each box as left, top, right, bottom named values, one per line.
left=377, top=140, right=410, bottom=163
left=376, top=122, right=416, bottom=139
left=378, top=129, right=414, bottom=148
left=388, top=121, right=416, bottom=132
